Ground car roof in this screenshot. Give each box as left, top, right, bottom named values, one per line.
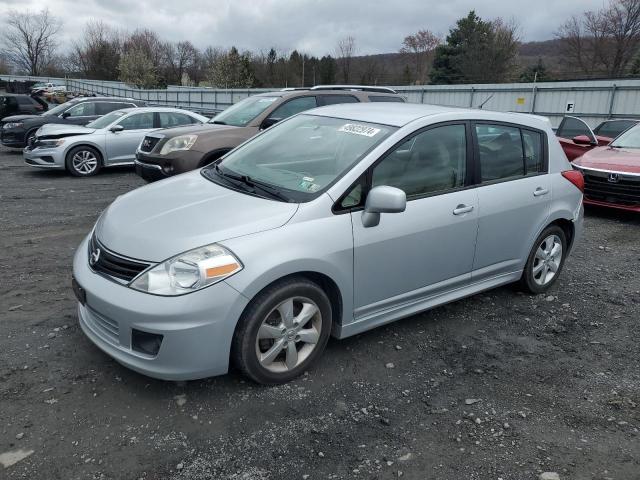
left=253, top=88, right=403, bottom=100
left=306, top=102, right=552, bottom=129
left=114, top=107, right=198, bottom=114
left=71, top=96, right=141, bottom=103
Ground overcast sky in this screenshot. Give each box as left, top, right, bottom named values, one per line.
left=1, top=0, right=606, bottom=55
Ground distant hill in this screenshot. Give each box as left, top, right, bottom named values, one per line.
left=347, top=39, right=568, bottom=85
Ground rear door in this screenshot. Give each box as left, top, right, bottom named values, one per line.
left=106, top=111, right=156, bottom=164
left=472, top=122, right=550, bottom=281
left=556, top=116, right=600, bottom=160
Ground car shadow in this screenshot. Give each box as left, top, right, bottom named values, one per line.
left=584, top=204, right=640, bottom=225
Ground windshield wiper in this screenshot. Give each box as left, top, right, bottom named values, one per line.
left=211, top=120, right=227, bottom=125
left=213, top=165, right=290, bottom=202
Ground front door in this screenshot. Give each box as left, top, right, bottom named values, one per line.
left=351, top=123, right=478, bottom=321
left=472, top=123, right=551, bottom=280
left=106, top=112, right=156, bottom=164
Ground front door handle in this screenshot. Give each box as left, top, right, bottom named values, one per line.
left=453, top=204, right=474, bottom=215
left=533, top=187, right=549, bottom=197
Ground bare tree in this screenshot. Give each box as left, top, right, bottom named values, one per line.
left=336, top=36, right=357, bottom=83
left=1, top=9, right=61, bottom=76
left=72, top=21, right=122, bottom=80
left=557, top=0, right=640, bottom=77
left=400, top=30, right=440, bottom=84
left=164, top=41, right=198, bottom=85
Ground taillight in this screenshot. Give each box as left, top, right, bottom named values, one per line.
left=561, top=170, right=584, bottom=193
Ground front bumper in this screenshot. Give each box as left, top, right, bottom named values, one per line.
left=135, top=149, right=205, bottom=180
left=73, top=235, right=250, bottom=380
left=134, top=158, right=168, bottom=182
left=23, top=145, right=65, bottom=169
left=0, top=128, right=27, bottom=148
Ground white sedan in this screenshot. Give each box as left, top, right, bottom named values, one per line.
left=23, top=107, right=209, bottom=176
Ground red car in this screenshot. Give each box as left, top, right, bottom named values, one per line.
left=572, top=123, right=640, bottom=212
left=556, top=116, right=638, bottom=160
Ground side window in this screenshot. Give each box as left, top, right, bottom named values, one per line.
left=318, top=95, right=359, bottom=106
left=117, top=112, right=155, bottom=130
left=556, top=116, right=594, bottom=141
left=522, top=130, right=544, bottom=175
left=593, top=120, right=636, bottom=138
left=476, top=124, right=524, bottom=182
left=18, top=97, right=32, bottom=105
left=372, top=124, right=467, bottom=198
left=267, top=96, right=317, bottom=121
left=65, top=102, right=97, bottom=117
left=368, top=95, right=405, bottom=103
left=96, top=102, right=127, bottom=115
left=158, top=112, right=198, bottom=128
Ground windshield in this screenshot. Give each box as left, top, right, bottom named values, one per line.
left=203, top=114, right=396, bottom=202
left=610, top=124, right=640, bottom=149
left=209, top=96, right=278, bottom=127
left=86, top=110, right=127, bottom=129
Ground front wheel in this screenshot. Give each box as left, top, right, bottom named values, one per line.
left=65, top=146, right=102, bottom=177
left=519, top=225, right=567, bottom=294
left=231, top=278, right=332, bottom=384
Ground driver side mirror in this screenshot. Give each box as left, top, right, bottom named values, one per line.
left=572, top=134, right=595, bottom=146
left=260, top=117, right=280, bottom=130
left=110, top=125, right=124, bottom=133
left=61, top=111, right=71, bottom=119
left=361, top=186, right=406, bottom=228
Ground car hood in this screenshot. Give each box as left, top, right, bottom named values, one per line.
left=574, top=146, right=640, bottom=174
left=2, top=114, right=41, bottom=123
left=96, top=170, right=299, bottom=261
left=147, top=123, right=238, bottom=139
left=37, top=123, right=96, bottom=138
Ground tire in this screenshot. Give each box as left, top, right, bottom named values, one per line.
left=65, top=146, right=102, bottom=177
left=231, top=277, right=332, bottom=385
left=519, top=225, right=567, bottom=294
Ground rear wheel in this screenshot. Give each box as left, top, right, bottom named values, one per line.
left=65, top=146, right=102, bottom=177
left=231, top=278, right=332, bottom=384
left=519, top=225, right=567, bottom=294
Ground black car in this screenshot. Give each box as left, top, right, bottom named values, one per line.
left=0, top=96, right=146, bottom=148
left=0, top=94, right=48, bottom=120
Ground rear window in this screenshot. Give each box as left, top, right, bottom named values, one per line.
left=318, top=95, right=360, bottom=106
left=368, top=95, right=405, bottom=103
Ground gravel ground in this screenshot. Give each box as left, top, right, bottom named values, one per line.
left=1, top=146, right=639, bottom=480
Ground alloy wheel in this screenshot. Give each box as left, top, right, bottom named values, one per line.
left=532, top=234, right=563, bottom=286
left=72, top=150, right=98, bottom=175
left=255, top=296, right=322, bottom=373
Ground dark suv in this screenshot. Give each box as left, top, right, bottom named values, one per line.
left=0, top=96, right=146, bottom=148
left=0, top=94, right=48, bottom=120
left=134, top=86, right=405, bottom=182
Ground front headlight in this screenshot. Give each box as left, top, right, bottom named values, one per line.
left=159, top=135, right=198, bottom=155
left=3, top=122, right=23, bottom=129
left=129, top=243, right=242, bottom=296
left=37, top=139, right=65, bottom=148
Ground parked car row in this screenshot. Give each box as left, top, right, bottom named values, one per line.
left=555, top=115, right=640, bottom=212
left=0, top=93, right=48, bottom=120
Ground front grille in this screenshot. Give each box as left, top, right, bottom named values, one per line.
left=583, top=171, right=640, bottom=206
left=88, top=233, right=151, bottom=282
left=140, top=136, right=160, bottom=153
left=85, top=306, right=120, bottom=344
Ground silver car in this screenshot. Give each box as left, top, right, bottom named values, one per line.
left=72, top=103, right=584, bottom=384
left=23, top=107, right=208, bottom=176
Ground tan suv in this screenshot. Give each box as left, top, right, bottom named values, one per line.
left=134, top=86, right=405, bottom=181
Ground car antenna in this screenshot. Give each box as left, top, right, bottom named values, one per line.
left=476, top=94, right=494, bottom=110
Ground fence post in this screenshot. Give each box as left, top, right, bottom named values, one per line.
left=607, top=84, right=617, bottom=119
left=420, top=88, right=425, bottom=104
left=469, top=87, right=475, bottom=108
left=531, top=85, right=538, bottom=114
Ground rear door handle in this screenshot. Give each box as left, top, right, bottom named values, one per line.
left=533, top=187, right=549, bottom=197
left=453, top=204, right=474, bottom=215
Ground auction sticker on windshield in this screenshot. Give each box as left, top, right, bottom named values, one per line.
left=339, top=124, right=381, bottom=137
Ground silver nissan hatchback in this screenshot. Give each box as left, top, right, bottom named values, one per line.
left=72, top=103, right=584, bottom=384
